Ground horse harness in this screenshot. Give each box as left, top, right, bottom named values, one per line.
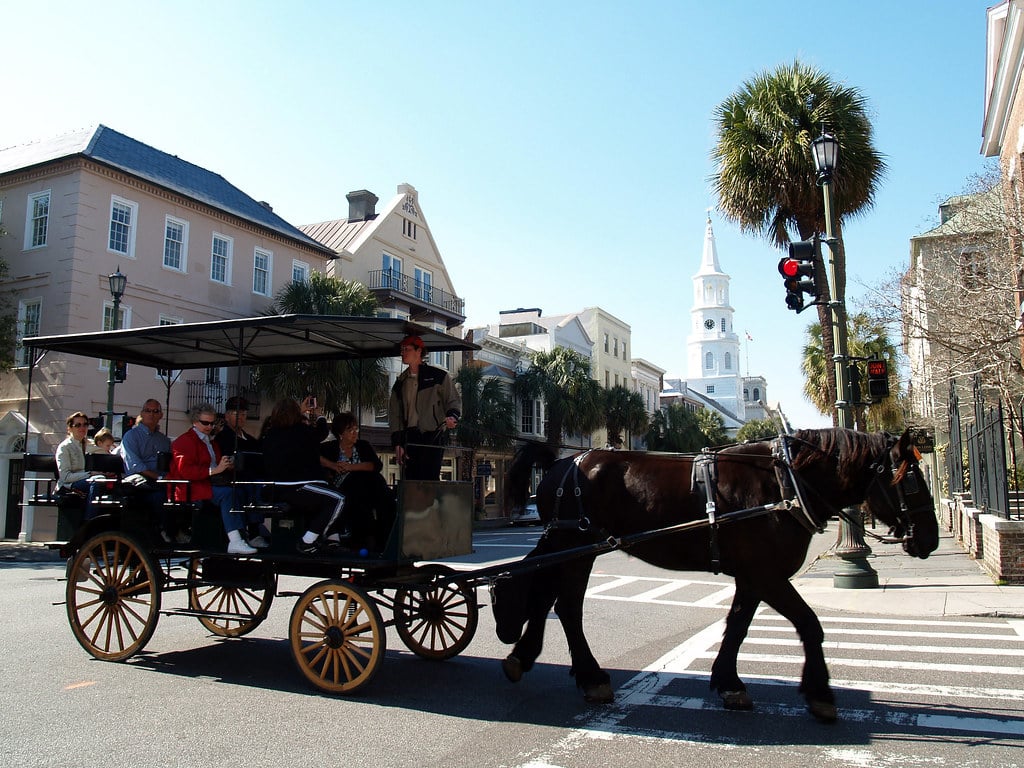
left=534, top=434, right=926, bottom=572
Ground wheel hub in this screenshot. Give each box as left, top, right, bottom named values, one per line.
left=325, top=625, right=345, bottom=649
left=101, top=586, right=120, bottom=606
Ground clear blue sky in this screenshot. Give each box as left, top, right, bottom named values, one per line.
left=1, top=1, right=994, bottom=428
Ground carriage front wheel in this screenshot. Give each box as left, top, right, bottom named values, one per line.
left=393, top=564, right=479, bottom=661
left=288, top=579, right=385, bottom=694
left=187, top=557, right=276, bottom=638
left=65, top=531, right=161, bottom=661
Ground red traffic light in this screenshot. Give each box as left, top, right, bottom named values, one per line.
left=779, top=258, right=801, bottom=278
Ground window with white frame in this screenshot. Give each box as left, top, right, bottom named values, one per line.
left=99, top=299, right=130, bottom=369
left=211, top=234, right=232, bottom=284
left=414, top=267, right=432, bottom=303
left=724, top=352, right=732, bottom=370
left=705, top=351, right=714, bottom=369
left=292, top=260, right=309, bottom=283
left=157, top=315, right=183, bottom=379
left=382, top=253, right=402, bottom=289
left=163, top=216, right=188, bottom=271
left=15, top=298, right=42, bottom=366
left=521, top=398, right=542, bottom=434
left=253, top=247, right=272, bottom=296
left=108, top=196, right=138, bottom=256
left=25, top=191, right=50, bottom=249
left=706, top=385, right=715, bottom=394
left=402, top=218, right=417, bottom=240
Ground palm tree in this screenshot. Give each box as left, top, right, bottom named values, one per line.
left=603, top=385, right=648, bottom=448
left=455, top=364, right=517, bottom=506
left=802, top=313, right=903, bottom=431
left=254, top=272, right=389, bottom=415
left=696, top=408, right=729, bottom=447
left=736, top=417, right=784, bottom=442
left=513, top=347, right=604, bottom=450
left=711, top=60, right=886, bottom=424
left=645, top=403, right=706, bottom=452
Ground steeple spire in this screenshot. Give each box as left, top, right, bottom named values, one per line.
left=696, top=213, right=723, bottom=276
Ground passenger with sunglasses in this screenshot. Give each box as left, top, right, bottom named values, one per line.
left=55, top=411, right=105, bottom=517
left=168, top=403, right=261, bottom=555
left=117, top=398, right=177, bottom=539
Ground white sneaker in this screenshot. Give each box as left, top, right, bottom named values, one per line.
left=227, top=539, right=258, bottom=555
left=248, top=535, right=270, bottom=549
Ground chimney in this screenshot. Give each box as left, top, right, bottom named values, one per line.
left=347, top=190, right=378, bottom=222
left=258, top=201, right=273, bottom=212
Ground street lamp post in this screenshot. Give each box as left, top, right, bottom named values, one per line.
left=811, top=132, right=878, bottom=590
left=105, top=268, right=127, bottom=429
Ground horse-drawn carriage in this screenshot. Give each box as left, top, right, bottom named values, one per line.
left=21, top=315, right=484, bottom=694
left=20, top=314, right=941, bottom=719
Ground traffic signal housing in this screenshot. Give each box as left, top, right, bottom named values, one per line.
left=866, top=359, right=890, bottom=400
left=777, top=239, right=824, bottom=313
left=113, top=360, right=127, bottom=383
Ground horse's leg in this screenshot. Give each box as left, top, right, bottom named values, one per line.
left=550, top=554, right=613, bottom=703
left=760, top=579, right=836, bottom=723
left=503, top=570, right=559, bottom=684
left=710, top=581, right=759, bottom=711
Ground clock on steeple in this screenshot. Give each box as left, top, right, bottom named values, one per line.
left=704, top=318, right=715, bottom=330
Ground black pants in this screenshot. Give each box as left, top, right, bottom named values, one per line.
left=334, top=472, right=397, bottom=547
left=276, top=482, right=346, bottom=537
left=400, top=428, right=445, bottom=481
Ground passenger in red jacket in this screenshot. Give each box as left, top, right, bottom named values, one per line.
left=169, top=403, right=261, bottom=555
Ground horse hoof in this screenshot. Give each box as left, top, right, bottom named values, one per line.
left=719, top=690, right=754, bottom=710
left=502, top=655, right=523, bottom=683
left=583, top=683, right=614, bottom=704
left=808, top=700, right=838, bottom=723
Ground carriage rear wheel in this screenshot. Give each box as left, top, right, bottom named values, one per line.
left=187, top=557, right=276, bottom=637
left=288, top=579, right=385, bottom=694
left=65, top=531, right=161, bottom=661
left=394, top=564, right=478, bottom=661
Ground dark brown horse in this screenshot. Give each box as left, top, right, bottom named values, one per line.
left=493, top=428, right=938, bottom=722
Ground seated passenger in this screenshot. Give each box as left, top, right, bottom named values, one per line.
left=55, top=412, right=105, bottom=517
left=262, top=396, right=349, bottom=554
left=321, top=412, right=396, bottom=551
left=89, top=428, right=116, bottom=454
left=169, top=403, right=263, bottom=555
left=117, top=398, right=176, bottom=538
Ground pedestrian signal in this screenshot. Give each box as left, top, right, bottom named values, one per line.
left=867, top=359, right=890, bottom=400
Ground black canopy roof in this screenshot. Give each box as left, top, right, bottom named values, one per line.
left=24, top=314, right=478, bottom=371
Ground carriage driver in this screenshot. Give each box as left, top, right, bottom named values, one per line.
left=389, top=335, right=461, bottom=481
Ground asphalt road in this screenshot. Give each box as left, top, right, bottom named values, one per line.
left=1, top=527, right=1021, bottom=768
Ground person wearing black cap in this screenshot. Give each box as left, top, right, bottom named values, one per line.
left=215, top=396, right=261, bottom=455
left=389, top=334, right=461, bottom=481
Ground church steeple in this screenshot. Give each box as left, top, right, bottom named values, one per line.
left=696, top=215, right=723, bottom=276
left=686, top=214, right=744, bottom=419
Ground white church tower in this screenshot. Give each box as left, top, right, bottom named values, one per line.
left=686, top=216, right=744, bottom=419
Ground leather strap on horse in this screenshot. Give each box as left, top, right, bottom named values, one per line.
left=771, top=435, right=826, bottom=534
left=545, top=450, right=591, bottom=532
left=692, top=450, right=722, bottom=573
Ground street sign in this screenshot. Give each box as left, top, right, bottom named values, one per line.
left=911, top=428, right=935, bottom=454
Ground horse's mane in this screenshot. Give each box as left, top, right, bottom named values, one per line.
left=506, top=441, right=559, bottom=511
left=791, top=428, right=888, bottom=487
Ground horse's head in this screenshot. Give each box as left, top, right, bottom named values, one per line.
left=862, top=429, right=938, bottom=559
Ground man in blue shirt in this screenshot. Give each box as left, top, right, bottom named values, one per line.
left=118, top=398, right=176, bottom=539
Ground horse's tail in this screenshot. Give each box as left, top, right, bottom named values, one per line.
left=506, top=441, right=558, bottom=511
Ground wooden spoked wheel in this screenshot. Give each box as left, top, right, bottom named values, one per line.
left=187, top=557, right=276, bottom=637
left=289, top=580, right=385, bottom=694
left=65, top=532, right=161, bottom=662
left=394, top=565, right=478, bottom=661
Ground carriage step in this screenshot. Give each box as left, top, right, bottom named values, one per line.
left=161, top=607, right=264, bottom=622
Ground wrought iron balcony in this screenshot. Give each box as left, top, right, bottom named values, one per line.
left=366, top=269, right=465, bottom=326
left=186, top=381, right=262, bottom=419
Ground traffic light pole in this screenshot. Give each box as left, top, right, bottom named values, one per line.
left=820, top=175, right=879, bottom=589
